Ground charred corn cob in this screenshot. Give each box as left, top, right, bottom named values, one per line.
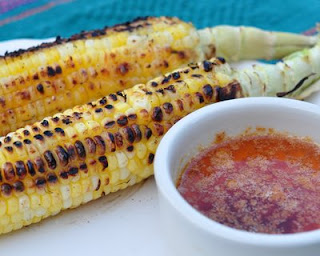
left=1, top=39, right=320, bottom=234
left=0, top=16, right=317, bottom=136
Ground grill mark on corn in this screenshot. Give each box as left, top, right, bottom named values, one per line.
left=132, top=124, right=142, bottom=142
left=13, top=181, right=24, bottom=192
left=27, top=160, right=36, bottom=176
left=1, top=183, right=12, bottom=196
left=3, top=163, right=15, bottom=181
left=47, top=173, right=58, bottom=183
left=66, top=145, right=77, bottom=161
left=44, top=150, right=57, bottom=169
left=56, top=146, right=69, bottom=166
left=68, top=167, right=78, bottom=176
left=75, top=141, right=86, bottom=158
left=85, top=138, right=96, bottom=154
left=98, top=156, right=108, bottom=169
left=117, top=115, right=128, bottom=126
left=15, top=161, right=27, bottom=179
left=94, top=136, right=106, bottom=155
left=35, top=157, right=45, bottom=173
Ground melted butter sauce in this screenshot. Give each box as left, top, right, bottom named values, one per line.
left=178, top=134, right=320, bottom=234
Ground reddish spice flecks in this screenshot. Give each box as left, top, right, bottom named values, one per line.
left=178, top=133, right=320, bottom=234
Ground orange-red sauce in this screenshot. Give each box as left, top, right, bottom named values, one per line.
left=177, top=133, right=320, bottom=234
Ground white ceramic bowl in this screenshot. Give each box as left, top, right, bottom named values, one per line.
left=154, top=97, right=320, bottom=256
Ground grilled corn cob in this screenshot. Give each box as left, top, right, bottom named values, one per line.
left=1, top=39, right=320, bottom=234
left=0, top=16, right=317, bottom=136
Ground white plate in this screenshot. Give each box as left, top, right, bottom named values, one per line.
left=0, top=39, right=319, bottom=256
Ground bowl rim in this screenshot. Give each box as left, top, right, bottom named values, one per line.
left=154, top=97, right=320, bottom=248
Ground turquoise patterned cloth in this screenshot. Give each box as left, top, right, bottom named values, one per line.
left=0, top=0, right=319, bottom=41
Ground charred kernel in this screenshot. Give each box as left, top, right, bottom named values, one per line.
left=123, top=127, right=135, bottom=144
left=161, top=75, right=172, bottom=84
left=72, top=112, right=82, bottom=119
left=145, top=127, right=152, bottom=140
left=116, top=91, right=127, bottom=101
left=95, top=179, right=101, bottom=191
left=60, top=171, right=68, bottom=179
left=47, top=173, right=58, bottom=183
left=35, top=158, right=45, bottom=173
left=15, top=161, right=27, bottom=178
left=132, top=124, right=142, bottom=142
left=23, top=129, right=30, bottom=136
left=44, top=150, right=57, bottom=169
left=117, top=116, right=128, bottom=126
left=41, top=120, right=49, bottom=127
left=188, top=63, right=198, bottom=69
left=36, top=83, right=44, bottom=94
left=79, top=163, right=87, bottom=170
left=54, top=127, right=65, bottom=136
left=68, top=167, right=79, bottom=176
left=146, top=91, right=152, bottom=95
left=67, top=145, right=76, bottom=161
left=94, top=136, right=106, bottom=154
left=115, top=132, right=124, bottom=147
left=156, top=88, right=164, bottom=94
left=75, top=140, right=86, bottom=158
left=183, top=69, right=190, bottom=74
left=56, top=146, right=69, bottom=166
left=52, top=116, right=59, bottom=123
left=217, top=56, right=226, bottom=64
left=127, top=145, right=134, bottom=152
left=203, top=60, right=213, bottom=72
left=55, top=65, right=62, bottom=74
left=148, top=153, right=155, bottom=164
left=163, top=102, right=173, bottom=114
left=172, top=72, right=180, bottom=80
left=117, top=63, right=130, bottom=75
left=27, top=160, right=36, bottom=176
left=35, top=178, right=46, bottom=187
left=44, top=130, right=53, bottom=137
left=13, top=181, right=24, bottom=192
left=154, top=123, right=164, bottom=136
left=98, top=156, right=108, bottom=168
left=32, top=126, right=40, bottom=132
left=177, top=99, right=184, bottom=111
left=202, top=84, right=213, bottom=99
left=107, top=133, right=116, bottom=152
left=196, top=92, right=204, bottom=103
left=164, top=85, right=176, bottom=93
left=47, top=66, right=56, bottom=76
left=109, top=94, right=117, bottom=101
left=5, top=146, right=13, bottom=152
left=0, top=172, right=2, bottom=182
left=1, top=183, right=12, bottom=196
left=34, top=134, right=44, bottom=141
left=4, top=136, right=11, bottom=143
left=13, top=141, right=23, bottom=148
left=85, top=138, right=96, bottom=154
left=23, top=139, right=31, bottom=144
left=152, top=107, right=163, bottom=122
left=99, top=98, right=107, bottom=105
left=151, top=81, right=158, bottom=87
left=191, top=74, right=202, bottom=78
left=62, top=118, right=72, bottom=124
left=33, top=74, right=39, bottom=80
left=128, top=114, right=137, bottom=121
left=3, top=162, right=15, bottom=181
left=95, top=108, right=103, bottom=113
left=105, top=120, right=116, bottom=128
left=105, top=104, right=114, bottom=110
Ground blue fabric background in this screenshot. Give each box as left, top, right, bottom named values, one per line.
left=0, top=0, right=319, bottom=41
